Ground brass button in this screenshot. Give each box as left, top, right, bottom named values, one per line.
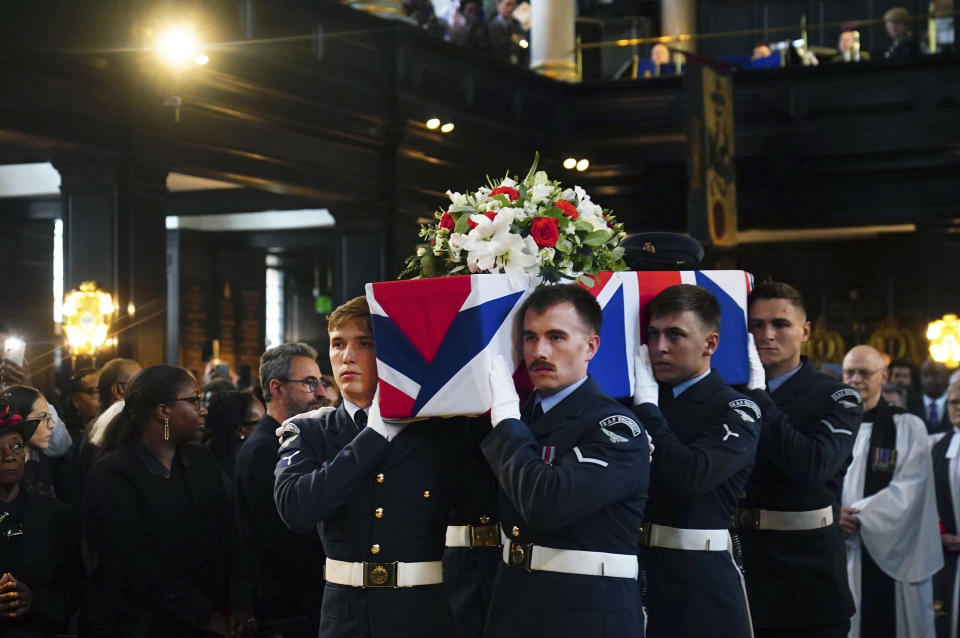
left=512, top=526, right=519, bottom=537
left=377, top=473, right=384, bottom=484
left=371, top=544, right=380, bottom=555
left=480, top=515, right=490, bottom=524
left=423, top=490, right=431, bottom=498
left=375, top=507, right=383, bottom=519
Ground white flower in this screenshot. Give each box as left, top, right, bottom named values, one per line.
left=499, top=177, right=517, bottom=188
left=560, top=188, right=576, bottom=201
left=500, top=206, right=525, bottom=221
left=529, top=183, right=555, bottom=205
left=448, top=232, right=465, bottom=262
left=573, top=185, right=589, bottom=202
left=447, top=191, right=467, bottom=207
left=577, top=199, right=602, bottom=218
left=587, top=215, right=609, bottom=232
left=476, top=186, right=491, bottom=199
left=467, top=208, right=515, bottom=240
left=531, top=171, right=551, bottom=187
left=417, top=246, right=427, bottom=256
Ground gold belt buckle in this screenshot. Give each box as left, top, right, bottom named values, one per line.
left=471, top=524, right=500, bottom=548
left=363, top=561, right=399, bottom=588
left=637, top=524, right=652, bottom=547
left=508, top=542, right=534, bottom=571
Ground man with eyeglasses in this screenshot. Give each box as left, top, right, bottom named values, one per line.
left=840, top=345, right=941, bottom=638
left=234, top=342, right=327, bottom=637
left=739, top=281, right=864, bottom=637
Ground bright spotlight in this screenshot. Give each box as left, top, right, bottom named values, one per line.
left=426, top=118, right=441, bottom=129
left=194, top=54, right=209, bottom=65
left=155, top=26, right=200, bottom=66
left=518, top=39, right=529, bottom=49
left=563, top=158, right=577, bottom=170
left=576, top=159, right=590, bottom=171
left=440, top=122, right=455, bottom=133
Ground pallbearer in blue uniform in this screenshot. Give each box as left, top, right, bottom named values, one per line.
left=480, top=284, right=650, bottom=638
left=441, top=415, right=501, bottom=638
left=740, top=282, right=863, bottom=638
left=273, top=297, right=461, bottom=638
left=629, top=284, right=759, bottom=638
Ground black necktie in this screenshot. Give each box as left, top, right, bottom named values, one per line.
left=529, top=402, right=543, bottom=423
left=354, top=409, right=367, bottom=430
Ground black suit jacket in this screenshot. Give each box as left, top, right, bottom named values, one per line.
left=906, top=390, right=951, bottom=434
left=234, top=413, right=324, bottom=626
left=0, top=490, right=82, bottom=638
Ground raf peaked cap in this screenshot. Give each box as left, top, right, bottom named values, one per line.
left=620, top=232, right=704, bottom=270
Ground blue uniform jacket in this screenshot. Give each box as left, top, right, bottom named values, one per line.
left=274, top=405, right=477, bottom=638
left=632, top=369, right=760, bottom=638
left=740, top=356, right=863, bottom=628
left=480, top=375, right=649, bottom=638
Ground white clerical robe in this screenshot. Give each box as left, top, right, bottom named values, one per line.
left=842, top=412, right=943, bottom=638
left=930, top=428, right=960, bottom=638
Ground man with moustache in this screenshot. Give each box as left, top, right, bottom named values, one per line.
left=234, top=342, right=329, bottom=637
left=841, top=345, right=941, bottom=638
left=739, top=281, right=864, bottom=637
left=629, top=284, right=758, bottom=638
left=274, top=296, right=468, bottom=638
left=482, top=284, right=649, bottom=638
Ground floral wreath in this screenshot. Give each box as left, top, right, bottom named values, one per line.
left=400, top=154, right=628, bottom=287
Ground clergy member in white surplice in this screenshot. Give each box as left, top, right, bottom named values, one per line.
left=930, top=380, right=960, bottom=638
left=840, top=345, right=942, bottom=638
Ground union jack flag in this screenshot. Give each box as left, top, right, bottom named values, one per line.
left=366, top=271, right=752, bottom=418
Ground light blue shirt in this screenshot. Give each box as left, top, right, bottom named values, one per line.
left=534, top=375, right=589, bottom=415
left=767, top=363, right=802, bottom=393
left=672, top=370, right=711, bottom=398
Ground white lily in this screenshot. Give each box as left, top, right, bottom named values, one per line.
left=529, top=183, right=555, bottom=205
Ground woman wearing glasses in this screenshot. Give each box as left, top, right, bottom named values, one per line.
left=0, top=399, right=82, bottom=637
left=81, top=365, right=256, bottom=638
left=204, top=391, right=265, bottom=487
left=1, top=387, right=59, bottom=499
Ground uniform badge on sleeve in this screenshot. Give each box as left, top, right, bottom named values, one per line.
left=601, top=427, right=629, bottom=444
left=728, top=399, right=761, bottom=422
left=831, top=388, right=862, bottom=408
left=598, top=415, right=642, bottom=437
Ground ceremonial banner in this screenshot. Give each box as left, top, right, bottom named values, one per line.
left=367, top=270, right=753, bottom=418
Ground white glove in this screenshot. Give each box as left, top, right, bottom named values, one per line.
left=366, top=388, right=409, bottom=441
left=746, top=333, right=766, bottom=391
left=489, top=355, right=521, bottom=427
left=633, top=344, right=659, bottom=406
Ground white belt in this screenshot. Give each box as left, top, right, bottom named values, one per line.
left=738, top=506, right=834, bottom=531
left=641, top=523, right=729, bottom=551
left=324, top=558, right=443, bottom=588
left=445, top=524, right=501, bottom=548
left=500, top=531, right=638, bottom=579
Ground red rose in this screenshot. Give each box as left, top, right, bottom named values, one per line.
left=439, top=211, right=455, bottom=231
left=529, top=216, right=559, bottom=248
left=490, top=186, right=520, bottom=202
left=467, top=211, right=498, bottom=230
left=554, top=200, right=579, bottom=219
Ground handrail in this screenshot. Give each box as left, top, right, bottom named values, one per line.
left=580, top=9, right=959, bottom=50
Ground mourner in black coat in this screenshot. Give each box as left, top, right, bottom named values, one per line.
left=80, top=365, right=255, bottom=638
left=0, top=399, right=82, bottom=638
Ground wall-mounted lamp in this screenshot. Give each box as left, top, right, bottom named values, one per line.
left=927, top=314, right=960, bottom=368
left=62, top=282, right=116, bottom=357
